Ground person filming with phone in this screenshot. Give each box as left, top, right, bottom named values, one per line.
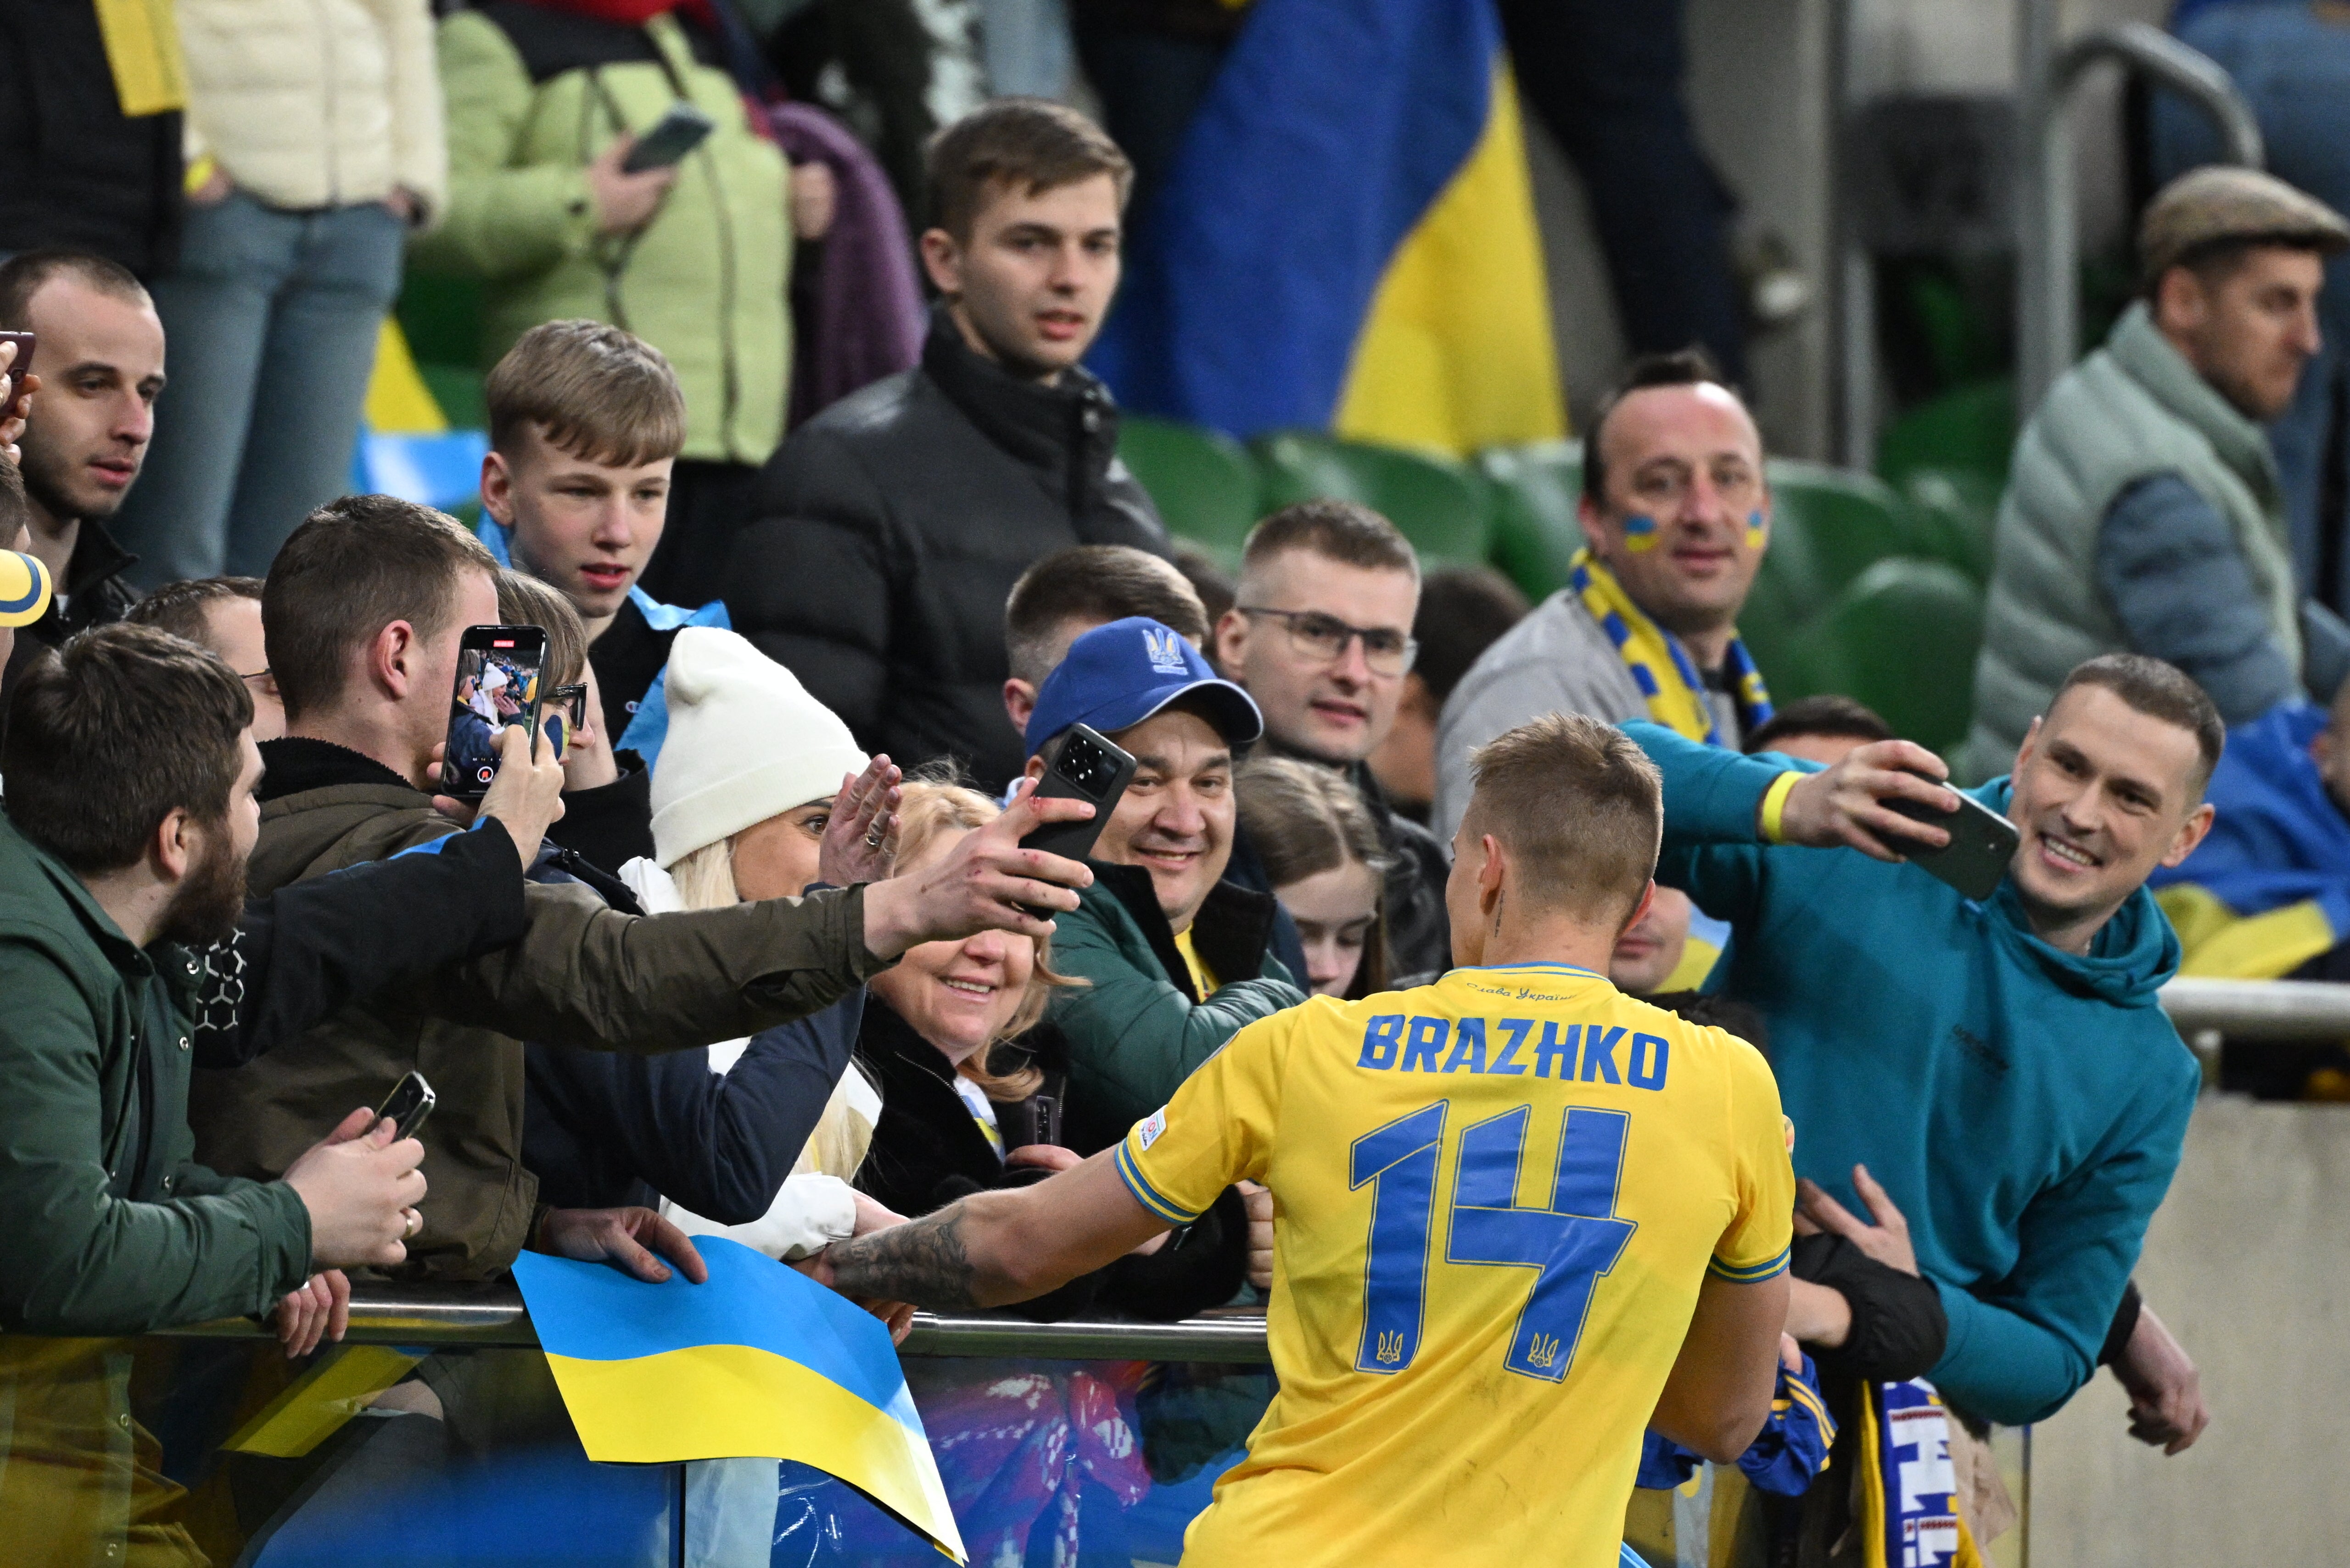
left=1016, top=617, right=1306, bottom=1154
left=1623, top=652, right=2216, bottom=1437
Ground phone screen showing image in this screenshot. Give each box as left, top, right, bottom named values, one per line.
left=446, top=626, right=548, bottom=800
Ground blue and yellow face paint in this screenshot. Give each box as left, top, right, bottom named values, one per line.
left=0, top=550, right=53, bottom=628
left=1623, top=514, right=1660, bottom=553
left=1745, top=509, right=1768, bottom=551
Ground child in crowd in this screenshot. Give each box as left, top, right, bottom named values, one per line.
left=1233, top=756, right=1392, bottom=997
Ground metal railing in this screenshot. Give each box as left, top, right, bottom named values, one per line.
left=2015, top=12, right=2265, bottom=418
left=160, top=1280, right=1275, bottom=1362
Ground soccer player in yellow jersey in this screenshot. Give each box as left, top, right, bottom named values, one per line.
left=815, top=713, right=1795, bottom=1567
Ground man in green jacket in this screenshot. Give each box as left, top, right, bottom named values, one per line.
left=413, top=0, right=834, bottom=608
left=1021, top=616, right=1305, bottom=1149
left=1968, top=167, right=2350, bottom=777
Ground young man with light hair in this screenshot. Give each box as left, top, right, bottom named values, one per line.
left=1213, top=501, right=1452, bottom=976
left=476, top=319, right=727, bottom=764
left=810, top=711, right=1795, bottom=1568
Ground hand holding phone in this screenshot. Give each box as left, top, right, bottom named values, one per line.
left=367, top=1070, right=436, bottom=1142
left=622, top=101, right=716, bottom=173
left=1885, top=784, right=2020, bottom=902
left=445, top=625, right=549, bottom=801
left=1019, top=724, right=1137, bottom=863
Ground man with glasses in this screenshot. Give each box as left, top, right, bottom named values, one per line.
left=1433, top=349, right=1777, bottom=842
left=124, top=576, right=285, bottom=740
left=1212, top=502, right=1455, bottom=976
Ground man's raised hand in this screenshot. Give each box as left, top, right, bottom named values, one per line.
left=860, top=777, right=1095, bottom=957
left=1773, top=739, right=1963, bottom=862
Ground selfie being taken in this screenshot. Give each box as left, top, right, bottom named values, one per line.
left=0, top=4, right=2329, bottom=1565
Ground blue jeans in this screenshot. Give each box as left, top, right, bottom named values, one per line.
left=114, top=191, right=405, bottom=585
left=2152, top=4, right=2350, bottom=604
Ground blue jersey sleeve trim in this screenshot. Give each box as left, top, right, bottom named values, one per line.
left=1707, top=1246, right=1790, bottom=1284
left=1114, top=1142, right=1203, bottom=1226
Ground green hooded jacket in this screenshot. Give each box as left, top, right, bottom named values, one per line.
left=0, top=817, right=309, bottom=1336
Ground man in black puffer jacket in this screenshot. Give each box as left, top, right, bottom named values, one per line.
left=725, top=101, right=1167, bottom=792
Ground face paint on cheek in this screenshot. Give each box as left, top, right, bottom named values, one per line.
left=1623, top=514, right=1660, bottom=553
left=1746, top=510, right=1768, bottom=550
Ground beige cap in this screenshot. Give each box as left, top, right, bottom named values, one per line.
left=2140, top=166, right=2350, bottom=287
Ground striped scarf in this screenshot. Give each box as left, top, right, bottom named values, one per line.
left=1569, top=550, right=1772, bottom=747
left=1857, top=1379, right=1986, bottom=1568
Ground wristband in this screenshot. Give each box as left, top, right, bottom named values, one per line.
left=184, top=154, right=217, bottom=195
left=1759, top=770, right=1802, bottom=844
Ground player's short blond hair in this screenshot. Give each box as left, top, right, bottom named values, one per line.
left=1462, top=712, right=1662, bottom=929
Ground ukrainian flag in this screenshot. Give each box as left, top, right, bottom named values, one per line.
left=511, top=1237, right=965, bottom=1562
left=1091, top=0, right=1565, bottom=456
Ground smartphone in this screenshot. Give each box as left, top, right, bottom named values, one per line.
left=1886, top=784, right=2020, bottom=902
left=367, top=1070, right=436, bottom=1142
left=1020, top=723, right=1137, bottom=864
left=444, top=625, right=548, bottom=801
left=621, top=101, right=716, bottom=172
left=0, top=330, right=32, bottom=397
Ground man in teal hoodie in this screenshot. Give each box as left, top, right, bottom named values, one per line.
left=1626, top=652, right=2215, bottom=1426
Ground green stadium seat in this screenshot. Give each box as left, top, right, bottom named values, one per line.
left=1251, top=431, right=1493, bottom=566
left=1476, top=441, right=1583, bottom=601
left=1764, top=459, right=1932, bottom=604
left=1117, top=417, right=1263, bottom=564
left=1874, top=376, right=2016, bottom=496
left=1778, top=557, right=1985, bottom=754
left=1898, top=466, right=2001, bottom=582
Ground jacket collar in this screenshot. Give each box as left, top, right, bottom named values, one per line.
left=1088, top=859, right=1277, bottom=1002
left=257, top=737, right=420, bottom=802
left=0, top=813, right=153, bottom=972
left=2107, top=301, right=2282, bottom=504
left=477, top=517, right=710, bottom=631
left=920, top=306, right=1120, bottom=515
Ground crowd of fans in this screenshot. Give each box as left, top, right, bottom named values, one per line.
left=4, top=0, right=2350, bottom=1562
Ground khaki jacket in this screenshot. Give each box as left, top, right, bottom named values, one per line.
left=189, top=759, right=885, bottom=1280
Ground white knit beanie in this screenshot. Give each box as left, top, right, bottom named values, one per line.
left=649, top=627, right=868, bottom=868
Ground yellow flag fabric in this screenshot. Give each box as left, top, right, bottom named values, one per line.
left=1335, top=67, right=1565, bottom=457
left=91, top=0, right=187, bottom=117
left=364, top=318, right=452, bottom=435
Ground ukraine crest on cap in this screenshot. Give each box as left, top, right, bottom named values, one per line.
left=0, top=550, right=51, bottom=628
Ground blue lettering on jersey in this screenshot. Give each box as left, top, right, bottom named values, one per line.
left=1535, top=1022, right=1579, bottom=1079
left=1579, top=1025, right=1625, bottom=1084
left=1360, top=1014, right=1405, bottom=1070
left=1349, top=1102, right=1447, bottom=1374
left=1627, top=1032, right=1670, bottom=1091
left=1402, top=1016, right=1449, bottom=1072
left=1442, top=1019, right=1488, bottom=1074
left=1447, top=1104, right=1637, bottom=1382
left=1490, top=1018, right=1533, bottom=1076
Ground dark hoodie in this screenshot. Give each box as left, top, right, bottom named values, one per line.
left=1630, top=720, right=2199, bottom=1427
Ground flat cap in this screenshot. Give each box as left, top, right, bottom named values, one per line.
left=2141, top=166, right=2350, bottom=286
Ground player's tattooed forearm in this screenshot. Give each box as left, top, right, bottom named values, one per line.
left=830, top=1208, right=979, bottom=1310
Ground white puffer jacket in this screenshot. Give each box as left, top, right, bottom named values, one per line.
left=177, top=0, right=446, bottom=219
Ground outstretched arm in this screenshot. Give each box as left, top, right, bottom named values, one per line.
left=1649, top=1271, right=1794, bottom=1463
left=811, top=1152, right=1166, bottom=1310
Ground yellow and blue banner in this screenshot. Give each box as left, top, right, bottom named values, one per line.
left=1091, top=0, right=1564, bottom=456
left=511, top=1236, right=965, bottom=1562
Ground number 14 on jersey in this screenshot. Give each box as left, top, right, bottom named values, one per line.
left=1349, top=1100, right=1636, bottom=1383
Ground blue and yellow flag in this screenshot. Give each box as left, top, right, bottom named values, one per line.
left=512, top=1237, right=965, bottom=1562
left=1091, top=0, right=1564, bottom=456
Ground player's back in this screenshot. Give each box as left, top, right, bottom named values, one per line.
left=1115, top=961, right=1791, bottom=1568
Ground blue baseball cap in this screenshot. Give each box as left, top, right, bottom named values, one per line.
left=1024, top=616, right=1263, bottom=758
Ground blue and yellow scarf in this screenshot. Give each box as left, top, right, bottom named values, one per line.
left=1569, top=550, right=1772, bottom=746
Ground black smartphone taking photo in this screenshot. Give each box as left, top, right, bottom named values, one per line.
left=445, top=625, right=548, bottom=801
left=621, top=101, right=716, bottom=172
left=1886, top=783, right=2020, bottom=902
left=1020, top=723, right=1138, bottom=864
left=367, top=1070, right=436, bottom=1142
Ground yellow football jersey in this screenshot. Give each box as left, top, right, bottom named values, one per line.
left=1116, top=962, right=1794, bottom=1568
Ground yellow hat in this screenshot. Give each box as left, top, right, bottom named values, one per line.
left=0, top=549, right=53, bottom=628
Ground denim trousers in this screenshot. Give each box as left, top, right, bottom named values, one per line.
left=2153, top=4, right=2350, bottom=605
left=115, top=191, right=405, bottom=585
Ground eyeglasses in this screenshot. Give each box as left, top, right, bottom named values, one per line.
left=1238, top=606, right=1417, bottom=676
left=547, top=683, right=589, bottom=732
